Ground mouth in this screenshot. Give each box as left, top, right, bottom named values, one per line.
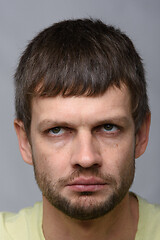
left=66, top=177, right=108, bottom=192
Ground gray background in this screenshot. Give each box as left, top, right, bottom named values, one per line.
left=0, top=0, right=160, bottom=212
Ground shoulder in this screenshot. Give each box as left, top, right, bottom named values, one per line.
left=0, top=202, right=44, bottom=240
left=136, top=195, right=160, bottom=240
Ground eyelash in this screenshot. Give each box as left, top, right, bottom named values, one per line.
left=46, top=124, right=120, bottom=137
left=47, top=127, right=69, bottom=136
left=95, top=124, right=120, bottom=136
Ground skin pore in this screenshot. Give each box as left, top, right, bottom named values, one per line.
left=14, top=84, right=150, bottom=240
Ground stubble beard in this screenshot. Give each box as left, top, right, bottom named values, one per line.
left=32, top=157, right=135, bottom=221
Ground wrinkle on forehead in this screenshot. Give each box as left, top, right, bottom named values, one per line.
left=31, top=84, right=133, bottom=131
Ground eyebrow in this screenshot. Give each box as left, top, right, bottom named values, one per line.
left=91, top=117, right=131, bottom=126
left=37, top=116, right=131, bottom=132
left=37, top=120, right=76, bottom=132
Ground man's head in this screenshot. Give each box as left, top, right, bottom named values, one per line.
left=14, top=18, right=149, bottom=136
left=14, top=19, right=151, bottom=220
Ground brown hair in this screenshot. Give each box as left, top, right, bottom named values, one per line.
left=14, top=18, right=150, bottom=135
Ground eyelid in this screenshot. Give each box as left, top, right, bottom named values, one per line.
left=47, top=126, right=73, bottom=136
left=94, top=123, right=120, bottom=134
left=47, top=127, right=63, bottom=136
left=104, top=124, right=119, bottom=130
left=44, top=123, right=121, bottom=137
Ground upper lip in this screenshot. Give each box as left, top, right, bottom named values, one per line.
left=67, top=177, right=107, bottom=186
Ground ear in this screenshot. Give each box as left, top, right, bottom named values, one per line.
left=135, top=113, right=151, bottom=159
left=14, top=119, right=33, bottom=165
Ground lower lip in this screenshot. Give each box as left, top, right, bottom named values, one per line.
left=67, top=184, right=107, bottom=192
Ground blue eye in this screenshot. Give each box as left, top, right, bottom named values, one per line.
left=49, top=127, right=64, bottom=135
left=103, top=124, right=118, bottom=132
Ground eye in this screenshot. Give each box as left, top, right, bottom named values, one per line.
left=49, top=127, right=65, bottom=136
left=103, top=124, right=118, bottom=132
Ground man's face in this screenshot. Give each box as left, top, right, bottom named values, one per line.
left=29, top=85, right=136, bottom=220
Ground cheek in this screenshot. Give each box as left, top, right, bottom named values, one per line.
left=31, top=139, right=71, bottom=178
left=101, top=137, right=135, bottom=175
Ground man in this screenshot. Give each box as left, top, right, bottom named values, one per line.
left=0, top=18, right=160, bottom=240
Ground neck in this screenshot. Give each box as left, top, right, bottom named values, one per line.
left=42, top=193, right=139, bottom=240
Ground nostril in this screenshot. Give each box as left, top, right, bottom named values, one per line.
left=74, top=163, right=101, bottom=170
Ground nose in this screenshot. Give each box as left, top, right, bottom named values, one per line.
left=70, top=130, right=102, bottom=169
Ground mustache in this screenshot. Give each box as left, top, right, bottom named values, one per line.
left=56, top=167, right=117, bottom=186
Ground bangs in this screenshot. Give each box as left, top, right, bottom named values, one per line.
left=34, top=55, right=122, bottom=98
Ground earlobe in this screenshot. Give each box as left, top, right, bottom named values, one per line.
left=14, top=119, right=33, bottom=165
left=135, top=113, right=151, bottom=159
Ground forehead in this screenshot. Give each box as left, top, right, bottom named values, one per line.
left=31, top=85, right=132, bottom=126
